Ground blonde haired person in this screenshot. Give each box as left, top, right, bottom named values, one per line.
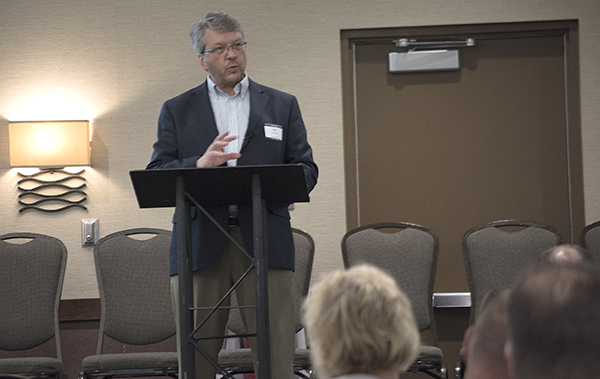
left=303, top=265, right=420, bottom=379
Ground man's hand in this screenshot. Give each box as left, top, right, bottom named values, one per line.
left=196, top=131, right=242, bottom=167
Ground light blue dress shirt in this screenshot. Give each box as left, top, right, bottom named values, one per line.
left=206, top=74, right=250, bottom=167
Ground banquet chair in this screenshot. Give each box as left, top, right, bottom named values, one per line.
left=0, top=232, right=67, bottom=379
left=580, top=220, right=600, bottom=265
left=217, top=228, right=315, bottom=378
left=462, top=219, right=561, bottom=322
left=80, top=228, right=178, bottom=379
left=341, top=222, right=446, bottom=379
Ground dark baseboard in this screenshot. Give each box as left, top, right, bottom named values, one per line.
left=59, top=298, right=101, bottom=321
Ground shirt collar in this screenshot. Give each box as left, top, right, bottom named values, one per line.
left=207, top=73, right=249, bottom=99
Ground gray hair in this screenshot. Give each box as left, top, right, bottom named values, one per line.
left=189, top=12, right=244, bottom=54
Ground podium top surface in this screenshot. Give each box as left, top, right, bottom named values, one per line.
left=130, top=164, right=309, bottom=208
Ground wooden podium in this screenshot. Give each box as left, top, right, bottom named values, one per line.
left=130, top=164, right=309, bottom=379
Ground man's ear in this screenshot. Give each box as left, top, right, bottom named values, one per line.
left=504, top=342, right=515, bottom=379
left=461, top=324, right=475, bottom=365
left=198, top=54, right=208, bottom=71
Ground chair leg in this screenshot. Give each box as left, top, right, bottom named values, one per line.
left=419, top=366, right=447, bottom=379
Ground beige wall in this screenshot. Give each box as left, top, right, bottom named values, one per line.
left=1, top=0, right=599, bottom=299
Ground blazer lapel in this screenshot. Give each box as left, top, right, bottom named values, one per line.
left=188, top=81, right=219, bottom=142
left=241, top=80, right=267, bottom=152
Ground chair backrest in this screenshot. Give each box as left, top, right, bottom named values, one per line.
left=341, top=222, right=438, bottom=339
left=227, top=228, right=315, bottom=334
left=581, top=220, right=600, bottom=265
left=0, top=233, right=67, bottom=360
left=289, top=228, right=316, bottom=332
left=94, top=228, right=175, bottom=353
left=463, top=219, right=561, bottom=321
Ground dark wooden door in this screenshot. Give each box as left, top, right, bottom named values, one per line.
left=342, top=21, right=583, bottom=292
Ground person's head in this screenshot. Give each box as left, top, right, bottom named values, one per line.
left=302, top=265, right=420, bottom=379
left=539, top=244, right=594, bottom=264
left=190, top=12, right=246, bottom=93
left=461, top=290, right=509, bottom=379
left=506, top=262, right=600, bottom=379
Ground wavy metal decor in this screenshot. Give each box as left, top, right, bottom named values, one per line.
left=17, top=169, right=87, bottom=213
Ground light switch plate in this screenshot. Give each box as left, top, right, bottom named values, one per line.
left=81, top=218, right=99, bottom=246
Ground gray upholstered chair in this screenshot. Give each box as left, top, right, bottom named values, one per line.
left=462, top=219, right=561, bottom=322
left=217, top=228, right=315, bottom=378
left=341, top=222, right=446, bottom=379
left=80, top=228, right=178, bottom=379
left=581, top=220, right=600, bottom=265
left=0, top=232, right=67, bottom=379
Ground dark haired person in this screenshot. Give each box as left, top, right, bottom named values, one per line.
left=506, top=263, right=600, bottom=379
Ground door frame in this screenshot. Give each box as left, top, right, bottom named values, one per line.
left=340, top=20, right=583, bottom=241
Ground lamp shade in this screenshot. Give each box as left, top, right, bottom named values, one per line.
left=9, top=120, right=90, bottom=168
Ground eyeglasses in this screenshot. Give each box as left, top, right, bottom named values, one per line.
left=202, top=42, right=247, bottom=55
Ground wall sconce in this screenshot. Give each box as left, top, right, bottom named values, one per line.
left=9, top=120, right=91, bottom=213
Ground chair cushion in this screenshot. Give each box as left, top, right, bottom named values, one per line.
left=0, top=357, right=63, bottom=374
left=218, top=348, right=312, bottom=371
left=217, top=348, right=254, bottom=370
left=408, top=345, right=443, bottom=372
left=292, top=348, right=311, bottom=369
left=81, top=352, right=178, bottom=371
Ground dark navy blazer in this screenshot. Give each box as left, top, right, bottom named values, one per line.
left=147, top=79, right=318, bottom=275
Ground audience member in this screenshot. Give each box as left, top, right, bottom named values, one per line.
left=460, top=290, right=510, bottom=379
left=506, top=262, right=600, bottom=379
left=303, top=265, right=420, bottom=379
left=539, top=244, right=594, bottom=264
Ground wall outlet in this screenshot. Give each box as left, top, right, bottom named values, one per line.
left=81, top=218, right=99, bottom=246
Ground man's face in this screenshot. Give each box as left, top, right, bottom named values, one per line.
left=199, top=29, right=246, bottom=93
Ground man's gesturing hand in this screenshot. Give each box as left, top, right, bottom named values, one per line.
left=196, top=131, right=242, bottom=167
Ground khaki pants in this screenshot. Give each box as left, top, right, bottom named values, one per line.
left=171, top=226, right=295, bottom=379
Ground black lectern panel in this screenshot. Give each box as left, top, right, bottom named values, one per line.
left=130, top=164, right=309, bottom=208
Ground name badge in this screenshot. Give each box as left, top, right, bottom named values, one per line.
left=264, top=124, right=283, bottom=141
